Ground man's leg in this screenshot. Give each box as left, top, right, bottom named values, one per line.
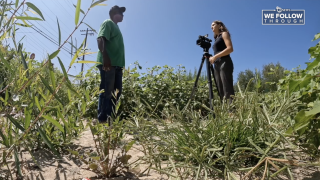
left=98, top=66, right=116, bottom=123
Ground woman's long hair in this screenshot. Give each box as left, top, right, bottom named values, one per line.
left=213, top=20, right=231, bottom=40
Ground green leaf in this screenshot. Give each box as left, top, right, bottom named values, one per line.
left=35, top=96, right=41, bottom=111
left=81, top=100, right=86, bottom=114
left=56, top=17, right=61, bottom=46
left=15, top=23, right=31, bottom=27
left=76, top=60, right=100, bottom=64
left=132, top=73, right=140, bottom=78
left=0, top=57, right=14, bottom=74
left=48, top=58, right=56, bottom=89
left=65, top=81, right=82, bottom=100
left=78, top=51, right=97, bottom=57
left=70, top=39, right=84, bottom=66
left=285, top=110, right=314, bottom=135
left=125, top=140, right=136, bottom=153
left=20, top=47, right=29, bottom=77
left=90, top=156, right=100, bottom=161
left=14, top=147, right=22, bottom=177
left=85, top=89, right=90, bottom=101
left=26, top=2, right=45, bottom=20
left=4, top=89, right=8, bottom=106
left=42, top=115, right=64, bottom=133
left=7, top=114, right=25, bottom=132
left=73, top=4, right=85, bottom=14
left=49, top=50, right=60, bottom=60
left=39, top=75, right=65, bottom=105
left=89, top=163, right=98, bottom=170
left=75, top=0, right=82, bottom=25
left=305, top=101, right=320, bottom=117
left=288, top=75, right=312, bottom=93
left=90, top=0, right=108, bottom=8
left=15, top=16, right=42, bottom=21
left=38, top=128, right=61, bottom=158
left=67, top=89, right=71, bottom=101
left=306, top=53, right=320, bottom=71
left=67, top=149, right=79, bottom=156
left=312, top=33, right=320, bottom=41
left=308, top=46, right=317, bottom=55
left=0, top=130, right=9, bottom=147
left=83, top=22, right=97, bottom=33
left=15, top=0, right=19, bottom=8
left=57, top=57, right=71, bottom=84
left=24, top=107, right=32, bottom=130
left=248, top=137, right=265, bottom=155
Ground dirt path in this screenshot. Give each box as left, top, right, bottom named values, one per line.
left=0, top=126, right=167, bottom=180
left=1, top=123, right=320, bottom=180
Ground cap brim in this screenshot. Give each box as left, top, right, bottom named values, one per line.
left=119, top=7, right=126, bottom=13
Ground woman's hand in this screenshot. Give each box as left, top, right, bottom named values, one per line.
left=209, top=55, right=218, bottom=64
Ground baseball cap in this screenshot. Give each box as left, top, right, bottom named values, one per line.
left=109, top=5, right=126, bottom=17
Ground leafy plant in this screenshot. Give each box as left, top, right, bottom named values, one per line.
left=0, top=0, right=107, bottom=178
left=68, top=99, right=135, bottom=178
left=280, top=33, right=320, bottom=155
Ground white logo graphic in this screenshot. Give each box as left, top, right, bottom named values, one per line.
left=262, top=6, right=305, bottom=25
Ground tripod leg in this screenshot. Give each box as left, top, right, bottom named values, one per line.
left=205, top=58, right=214, bottom=110
left=210, top=64, right=220, bottom=99
left=189, top=57, right=205, bottom=100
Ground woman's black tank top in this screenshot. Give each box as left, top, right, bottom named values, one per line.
left=212, top=33, right=231, bottom=59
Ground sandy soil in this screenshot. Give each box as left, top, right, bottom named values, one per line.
left=0, top=124, right=168, bottom=180
left=0, top=122, right=320, bottom=180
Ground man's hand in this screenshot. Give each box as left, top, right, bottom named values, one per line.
left=102, top=51, right=111, bottom=71
left=97, top=36, right=112, bottom=71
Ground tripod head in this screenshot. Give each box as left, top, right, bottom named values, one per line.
left=196, top=34, right=212, bottom=53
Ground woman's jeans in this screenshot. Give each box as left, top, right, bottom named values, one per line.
left=213, top=56, right=235, bottom=105
left=97, top=65, right=123, bottom=123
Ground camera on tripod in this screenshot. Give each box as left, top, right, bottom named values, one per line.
left=189, top=34, right=220, bottom=114
left=196, top=34, right=212, bottom=50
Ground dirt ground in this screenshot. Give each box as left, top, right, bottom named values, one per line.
left=0, top=123, right=320, bottom=180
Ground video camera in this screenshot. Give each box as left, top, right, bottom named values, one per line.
left=196, top=34, right=212, bottom=50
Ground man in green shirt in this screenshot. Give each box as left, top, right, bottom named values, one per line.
left=96, top=5, right=126, bottom=124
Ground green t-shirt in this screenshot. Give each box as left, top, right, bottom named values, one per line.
left=96, top=19, right=125, bottom=67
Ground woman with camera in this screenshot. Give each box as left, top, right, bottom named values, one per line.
left=208, top=20, right=235, bottom=105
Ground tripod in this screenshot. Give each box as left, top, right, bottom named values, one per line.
left=189, top=49, right=220, bottom=111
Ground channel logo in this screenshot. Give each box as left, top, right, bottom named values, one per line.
left=262, top=6, right=305, bottom=25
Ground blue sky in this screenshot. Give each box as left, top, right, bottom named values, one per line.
left=10, top=0, right=320, bottom=83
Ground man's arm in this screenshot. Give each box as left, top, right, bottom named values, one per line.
left=97, top=36, right=111, bottom=71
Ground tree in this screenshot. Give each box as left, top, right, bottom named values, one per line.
left=261, top=62, right=286, bottom=92
left=236, top=69, right=255, bottom=92
left=235, top=68, right=263, bottom=92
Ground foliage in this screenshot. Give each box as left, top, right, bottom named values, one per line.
left=261, top=62, right=287, bottom=92
left=235, top=69, right=257, bottom=92
left=279, top=33, right=320, bottom=155
left=120, top=63, right=221, bottom=119
left=126, top=86, right=303, bottom=179
left=68, top=101, right=135, bottom=178
left=235, top=62, right=286, bottom=93
left=0, top=0, right=107, bottom=178
left=80, top=62, right=220, bottom=120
